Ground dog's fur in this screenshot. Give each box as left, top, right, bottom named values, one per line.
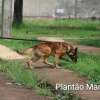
left=18, top=42, right=78, bottom=69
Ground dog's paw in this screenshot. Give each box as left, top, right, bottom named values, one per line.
left=55, top=65, right=62, bottom=69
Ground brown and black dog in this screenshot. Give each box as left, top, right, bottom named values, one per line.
left=18, top=42, right=78, bottom=69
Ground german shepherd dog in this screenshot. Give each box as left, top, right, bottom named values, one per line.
left=17, top=42, right=78, bottom=69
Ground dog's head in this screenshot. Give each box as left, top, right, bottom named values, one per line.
left=67, top=47, right=78, bottom=63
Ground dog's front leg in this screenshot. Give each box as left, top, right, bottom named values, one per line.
left=26, top=59, right=33, bottom=69
left=43, top=56, right=53, bottom=66
left=54, top=55, right=61, bottom=68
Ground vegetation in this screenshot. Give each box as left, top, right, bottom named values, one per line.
left=0, top=39, right=39, bottom=50
left=54, top=91, right=81, bottom=100
left=61, top=53, right=100, bottom=84
left=12, top=19, right=100, bottom=38
left=0, top=60, right=37, bottom=88
left=12, top=19, right=100, bottom=47
left=0, top=59, right=54, bottom=96
left=75, top=39, right=100, bottom=47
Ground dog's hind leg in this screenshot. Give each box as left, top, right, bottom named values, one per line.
left=25, top=54, right=40, bottom=69
left=32, top=56, right=40, bottom=62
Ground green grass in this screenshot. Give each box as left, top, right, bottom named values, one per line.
left=54, top=91, right=81, bottom=100
left=12, top=19, right=100, bottom=47
left=67, top=38, right=100, bottom=47
left=75, top=39, right=100, bottom=47
left=12, top=19, right=100, bottom=39
left=61, top=53, right=100, bottom=84
left=0, top=39, right=39, bottom=50
left=0, top=60, right=37, bottom=88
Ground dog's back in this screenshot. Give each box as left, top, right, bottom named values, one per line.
left=17, top=42, right=76, bottom=58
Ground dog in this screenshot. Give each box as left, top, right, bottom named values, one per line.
left=17, top=42, right=78, bottom=69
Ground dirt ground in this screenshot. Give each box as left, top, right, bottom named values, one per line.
left=33, top=61, right=100, bottom=100
left=0, top=73, right=51, bottom=100
left=76, top=45, right=100, bottom=55
left=0, top=44, right=100, bottom=100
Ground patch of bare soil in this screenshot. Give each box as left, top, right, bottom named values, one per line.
left=0, top=73, right=51, bottom=100
left=76, top=45, right=100, bottom=55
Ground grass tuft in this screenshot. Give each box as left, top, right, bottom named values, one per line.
left=0, top=60, right=37, bottom=88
